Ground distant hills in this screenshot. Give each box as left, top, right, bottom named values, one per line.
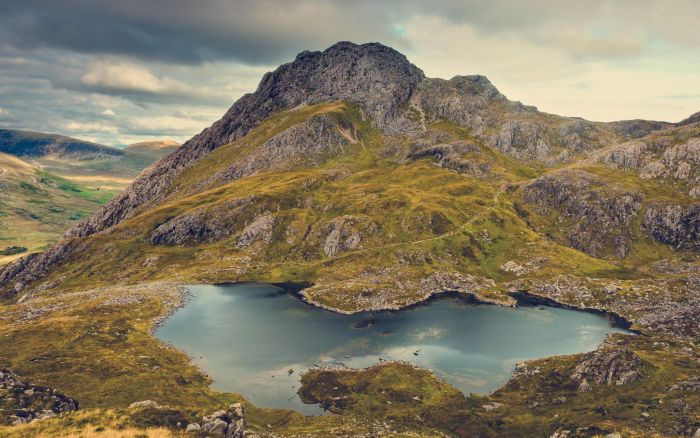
left=0, top=129, right=123, bottom=160
left=0, top=128, right=178, bottom=191
left=0, top=151, right=113, bottom=264
left=0, top=129, right=178, bottom=264
left=125, top=140, right=180, bottom=158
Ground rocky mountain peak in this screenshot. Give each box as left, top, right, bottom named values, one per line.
left=448, top=75, right=505, bottom=101
left=677, top=110, right=700, bottom=127
left=65, top=42, right=424, bottom=238
left=250, top=41, right=425, bottom=127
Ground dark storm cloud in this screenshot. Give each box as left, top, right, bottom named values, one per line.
left=3, top=0, right=699, bottom=65
left=0, top=0, right=402, bottom=65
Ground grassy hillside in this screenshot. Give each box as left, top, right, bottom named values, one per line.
left=0, top=153, right=116, bottom=264
left=0, top=129, right=171, bottom=191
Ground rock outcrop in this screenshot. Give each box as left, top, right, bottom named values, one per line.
left=200, top=113, right=357, bottom=192
left=591, top=125, right=700, bottom=197
left=407, top=138, right=489, bottom=177
left=199, top=403, right=245, bottom=437
left=522, top=169, right=643, bottom=258
left=316, top=215, right=379, bottom=257
left=570, top=343, right=644, bottom=389
left=149, top=196, right=262, bottom=247
left=0, top=369, right=79, bottom=425
left=236, top=213, right=276, bottom=248
left=0, top=239, right=83, bottom=299
left=643, top=203, right=700, bottom=251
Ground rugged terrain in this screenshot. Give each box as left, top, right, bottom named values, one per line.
left=0, top=42, right=698, bottom=437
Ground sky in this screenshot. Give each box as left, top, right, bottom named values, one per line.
left=0, top=0, right=698, bottom=146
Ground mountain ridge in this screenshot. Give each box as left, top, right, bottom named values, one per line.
left=65, top=42, right=676, bottom=240
left=0, top=129, right=123, bottom=160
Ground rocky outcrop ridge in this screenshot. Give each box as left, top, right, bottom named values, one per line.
left=407, top=138, right=489, bottom=177
left=522, top=169, right=643, bottom=258
left=149, top=196, right=262, bottom=247
left=591, top=123, right=700, bottom=197
left=200, top=113, right=357, bottom=192
left=570, top=342, right=644, bottom=391
left=643, top=203, right=700, bottom=251
left=677, top=111, right=700, bottom=127
left=0, top=239, right=83, bottom=299
left=66, top=42, right=424, bottom=239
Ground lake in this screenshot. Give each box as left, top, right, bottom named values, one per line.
left=155, top=283, right=629, bottom=415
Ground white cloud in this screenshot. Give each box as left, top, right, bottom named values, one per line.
left=101, top=108, right=116, bottom=116
left=66, top=121, right=118, bottom=133
left=400, top=15, right=700, bottom=122
left=0, top=107, right=10, bottom=116
left=81, top=60, right=191, bottom=95
left=123, top=115, right=210, bottom=136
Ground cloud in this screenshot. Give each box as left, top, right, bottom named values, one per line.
left=0, top=107, right=10, bottom=117
left=81, top=61, right=190, bottom=95
left=121, top=115, right=210, bottom=136
left=101, top=108, right=116, bottom=116
left=65, top=121, right=118, bottom=134
left=1, top=1, right=700, bottom=65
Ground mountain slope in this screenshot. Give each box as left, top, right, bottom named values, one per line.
left=1, top=42, right=689, bottom=305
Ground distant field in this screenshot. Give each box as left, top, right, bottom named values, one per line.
left=0, top=153, right=120, bottom=265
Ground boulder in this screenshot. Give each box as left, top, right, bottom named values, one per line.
left=200, top=403, right=245, bottom=437
left=570, top=345, right=643, bottom=387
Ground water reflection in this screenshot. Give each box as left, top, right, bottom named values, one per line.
left=155, top=283, right=629, bottom=415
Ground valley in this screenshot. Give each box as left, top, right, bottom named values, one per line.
left=0, top=131, right=178, bottom=264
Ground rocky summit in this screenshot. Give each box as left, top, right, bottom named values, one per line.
left=0, top=42, right=698, bottom=437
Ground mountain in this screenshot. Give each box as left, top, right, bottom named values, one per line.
left=4, top=42, right=693, bottom=303
left=124, top=140, right=179, bottom=159
left=0, top=152, right=113, bottom=265
left=0, top=129, right=123, bottom=160
left=0, top=129, right=172, bottom=191
left=1, top=42, right=698, bottom=436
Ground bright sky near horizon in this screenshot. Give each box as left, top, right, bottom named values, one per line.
left=0, top=0, right=698, bottom=145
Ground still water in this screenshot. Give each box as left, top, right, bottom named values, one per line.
left=155, top=283, right=628, bottom=415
